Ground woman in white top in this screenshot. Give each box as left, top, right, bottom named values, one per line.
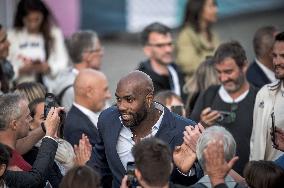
left=8, top=0, right=68, bottom=91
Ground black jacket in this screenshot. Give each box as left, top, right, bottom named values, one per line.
left=137, top=60, right=187, bottom=102
left=246, top=61, right=271, bottom=88
left=4, top=137, right=58, bottom=188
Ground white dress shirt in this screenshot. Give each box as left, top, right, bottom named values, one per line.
left=73, top=102, right=100, bottom=128
left=255, top=58, right=277, bottom=82
left=116, top=103, right=164, bottom=169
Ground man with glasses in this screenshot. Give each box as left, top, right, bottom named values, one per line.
left=53, top=30, right=104, bottom=111
left=250, top=31, right=284, bottom=162
left=190, top=41, right=259, bottom=175
left=137, top=22, right=186, bottom=102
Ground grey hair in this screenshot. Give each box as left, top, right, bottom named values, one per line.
left=0, top=93, right=26, bottom=130
left=196, top=126, right=236, bottom=171
left=67, top=30, right=98, bottom=64
left=253, top=26, right=278, bottom=59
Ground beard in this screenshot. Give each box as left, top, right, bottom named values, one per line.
left=121, top=107, right=148, bottom=128
left=223, top=74, right=245, bottom=93
left=274, top=64, right=284, bottom=80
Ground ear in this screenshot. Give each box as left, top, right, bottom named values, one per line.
left=146, top=92, right=154, bottom=108
left=143, top=46, right=152, bottom=58
left=86, top=86, right=94, bottom=98
left=81, top=52, right=90, bottom=63
left=9, top=120, right=18, bottom=131
left=242, top=61, right=249, bottom=73
left=0, top=164, right=7, bottom=177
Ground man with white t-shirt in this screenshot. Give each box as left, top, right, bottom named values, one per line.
left=190, top=41, right=259, bottom=175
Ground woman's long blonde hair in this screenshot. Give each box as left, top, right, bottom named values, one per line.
left=184, top=57, right=220, bottom=113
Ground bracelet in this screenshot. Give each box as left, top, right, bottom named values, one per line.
left=200, top=120, right=210, bottom=128
left=41, top=122, right=46, bottom=133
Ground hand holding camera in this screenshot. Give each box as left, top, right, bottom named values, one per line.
left=43, top=93, right=65, bottom=138
left=200, top=107, right=220, bottom=127
left=44, top=106, right=64, bottom=137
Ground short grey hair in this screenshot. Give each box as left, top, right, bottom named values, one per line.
left=253, top=26, right=278, bottom=59
left=67, top=30, right=98, bottom=64
left=0, top=93, right=26, bottom=130
left=196, top=126, right=236, bottom=171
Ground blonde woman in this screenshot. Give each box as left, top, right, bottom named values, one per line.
left=183, top=57, right=219, bottom=116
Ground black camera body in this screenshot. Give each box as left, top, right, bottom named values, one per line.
left=126, top=162, right=139, bottom=188
left=44, top=93, right=66, bottom=124
left=216, top=110, right=236, bottom=124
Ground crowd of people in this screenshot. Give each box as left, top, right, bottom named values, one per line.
left=1, top=0, right=284, bottom=188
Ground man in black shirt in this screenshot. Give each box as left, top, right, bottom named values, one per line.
left=137, top=22, right=186, bottom=102
left=190, top=41, right=258, bottom=175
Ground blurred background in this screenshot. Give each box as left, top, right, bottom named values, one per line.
left=1, top=0, right=284, bottom=97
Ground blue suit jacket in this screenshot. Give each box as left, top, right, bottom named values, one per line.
left=246, top=61, right=271, bottom=88
left=91, top=105, right=198, bottom=187
left=64, top=105, right=99, bottom=147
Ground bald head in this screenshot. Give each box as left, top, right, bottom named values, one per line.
left=74, top=69, right=110, bottom=112
left=118, top=71, right=154, bottom=95
left=74, top=69, right=104, bottom=94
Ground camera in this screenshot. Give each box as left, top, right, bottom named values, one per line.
left=44, top=93, right=66, bottom=125
left=126, top=162, right=139, bottom=188
left=216, top=110, right=236, bottom=124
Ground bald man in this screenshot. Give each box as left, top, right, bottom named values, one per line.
left=63, top=69, right=111, bottom=147
left=92, top=71, right=198, bottom=188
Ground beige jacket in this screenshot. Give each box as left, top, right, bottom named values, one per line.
left=250, top=81, right=284, bottom=161
left=176, top=26, right=219, bottom=78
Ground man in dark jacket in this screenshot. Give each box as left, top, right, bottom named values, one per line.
left=0, top=93, right=62, bottom=187
left=137, top=22, right=186, bottom=102
left=246, top=26, right=278, bottom=88
left=92, top=71, right=200, bottom=187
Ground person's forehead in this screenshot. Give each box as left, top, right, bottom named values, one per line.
left=148, top=32, right=172, bottom=42
left=215, top=57, right=238, bottom=69
left=116, top=80, right=140, bottom=95
left=273, top=41, right=284, bottom=52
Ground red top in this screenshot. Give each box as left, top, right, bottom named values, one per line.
left=9, top=149, right=32, bottom=171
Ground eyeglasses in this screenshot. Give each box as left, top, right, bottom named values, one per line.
left=85, top=47, right=104, bottom=54
left=147, top=42, right=174, bottom=48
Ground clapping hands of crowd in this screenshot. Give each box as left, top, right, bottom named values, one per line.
left=74, top=134, right=92, bottom=166
left=173, top=123, right=204, bottom=173
left=203, top=140, right=239, bottom=187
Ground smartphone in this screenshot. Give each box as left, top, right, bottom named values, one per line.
left=271, top=112, right=276, bottom=146
left=170, top=105, right=184, bottom=116
left=126, top=162, right=139, bottom=188
left=216, top=111, right=231, bottom=122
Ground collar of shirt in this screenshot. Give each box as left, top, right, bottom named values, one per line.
left=218, top=85, right=249, bottom=103
left=73, top=102, right=100, bottom=128
left=255, top=58, right=277, bottom=82
left=117, top=102, right=164, bottom=169
left=72, top=68, right=79, bottom=75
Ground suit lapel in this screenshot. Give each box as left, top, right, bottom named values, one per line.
left=155, top=108, right=176, bottom=145
left=108, top=111, right=126, bottom=175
